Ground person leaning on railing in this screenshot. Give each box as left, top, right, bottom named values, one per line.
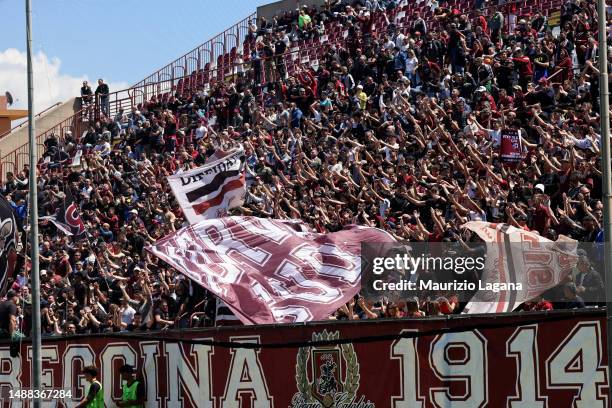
left=0, top=290, right=25, bottom=356
left=95, top=78, right=110, bottom=117
left=81, top=80, right=93, bottom=106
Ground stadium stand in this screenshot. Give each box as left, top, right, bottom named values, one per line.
left=0, top=0, right=609, bottom=336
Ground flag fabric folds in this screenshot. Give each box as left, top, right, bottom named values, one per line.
left=147, top=216, right=395, bottom=325
left=167, top=148, right=245, bottom=223
left=40, top=190, right=86, bottom=237
left=462, top=222, right=577, bottom=314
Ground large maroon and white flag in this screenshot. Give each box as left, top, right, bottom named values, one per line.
left=168, top=148, right=245, bottom=223
left=147, top=216, right=395, bottom=324
left=462, top=222, right=577, bottom=314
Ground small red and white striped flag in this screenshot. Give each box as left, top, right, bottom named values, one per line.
left=168, top=147, right=246, bottom=223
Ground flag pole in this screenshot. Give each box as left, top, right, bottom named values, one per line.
left=597, top=0, right=612, bottom=401
left=26, top=0, right=42, bottom=406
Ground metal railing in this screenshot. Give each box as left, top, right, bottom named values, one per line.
left=0, top=0, right=561, bottom=182
left=96, top=0, right=561, bottom=118
left=0, top=108, right=90, bottom=181
left=131, top=13, right=257, bottom=94
left=0, top=102, right=62, bottom=140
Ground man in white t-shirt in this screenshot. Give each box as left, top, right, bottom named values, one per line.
left=120, top=298, right=136, bottom=328
left=195, top=121, right=208, bottom=140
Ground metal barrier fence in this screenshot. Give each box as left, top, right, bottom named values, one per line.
left=0, top=108, right=90, bottom=181
left=0, top=0, right=561, bottom=181
left=97, top=40, right=345, bottom=119
left=130, top=13, right=257, bottom=98
left=0, top=102, right=62, bottom=141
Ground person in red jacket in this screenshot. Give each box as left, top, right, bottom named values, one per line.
left=475, top=10, right=488, bottom=33
left=555, top=48, right=574, bottom=82
left=512, top=48, right=533, bottom=91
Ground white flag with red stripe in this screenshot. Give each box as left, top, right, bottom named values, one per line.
left=168, top=148, right=246, bottom=223
left=462, top=222, right=577, bottom=314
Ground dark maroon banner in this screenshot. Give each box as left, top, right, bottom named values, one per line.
left=0, top=310, right=607, bottom=407
left=500, top=129, right=522, bottom=163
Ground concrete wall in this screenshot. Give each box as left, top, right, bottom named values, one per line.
left=257, top=0, right=328, bottom=22
left=0, top=97, right=77, bottom=153
left=0, top=97, right=78, bottom=177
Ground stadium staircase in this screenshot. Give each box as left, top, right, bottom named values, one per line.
left=0, top=0, right=562, bottom=181
left=0, top=98, right=80, bottom=179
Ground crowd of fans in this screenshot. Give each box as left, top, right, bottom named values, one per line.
left=1, top=0, right=610, bottom=337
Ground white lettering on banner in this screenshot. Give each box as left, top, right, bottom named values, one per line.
left=157, top=218, right=358, bottom=312
left=197, top=219, right=272, bottom=266
left=251, top=281, right=275, bottom=304
left=276, top=261, right=341, bottom=303
left=62, top=345, right=94, bottom=408
left=141, top=342, right=162, bottom=408
left=147, top=216, right=379, bottom=325
left=235, top=217, right=293, bottom=246
left=161, top=231, right=244, bottom=296
left=252, top=281, right=314, bottom=321
left=221, top=337, right=273, bottom=408
left=3, top=319, right=611, bottom=407
left=164, top=342, right=214, bottom=408
left=101, top=343, right=137, bottom=407
left=251, top=281, right=314, bottom=321
left=429, top=332, right=488, bottom=408
left=391, top=331, right=425, bottom=408
left=27, top=345, right=60, bottom=408
left=506, top=326, right=547, bottom=408
left=291, top=244, right=360, bottom=284
left=0, top=347, right=23, bottom=408
left=253, top=242, right=359, bottom=306
left=546, top=322, right=608, bottom=408
left=270, top=305, right=313, bottom=322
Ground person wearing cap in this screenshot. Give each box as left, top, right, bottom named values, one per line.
left=76, top=365, right=104, bottom=408
left=530, top=184, right=559, bottom=235
left=493, top=49, right=515, bottom=92
left=117, top=364, right=145, bottom=407
left=474, top=57, right=493, bottom=91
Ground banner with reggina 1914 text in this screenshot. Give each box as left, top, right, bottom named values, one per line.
left=1, top=309, right=608, bottom=407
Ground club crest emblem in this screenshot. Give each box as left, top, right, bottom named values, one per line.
left=291, top=330, right=374, bottom=408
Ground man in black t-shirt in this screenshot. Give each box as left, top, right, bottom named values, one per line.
left=126, top=312, right=147, bottom=332
left=0, top=290, right=24, bottom=357
left=95, top=78, right=110, bottom=116
left=80, top=81, right=93, bottom=105
left=262, top=39, right=276, bottom=83
left=0, top=290, right=19, bottom=337
left=274, top=33, right=288, bottom=80
left=150, top=299, right=174, bottom=330
left=532, top=44, right=550, bottom=82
